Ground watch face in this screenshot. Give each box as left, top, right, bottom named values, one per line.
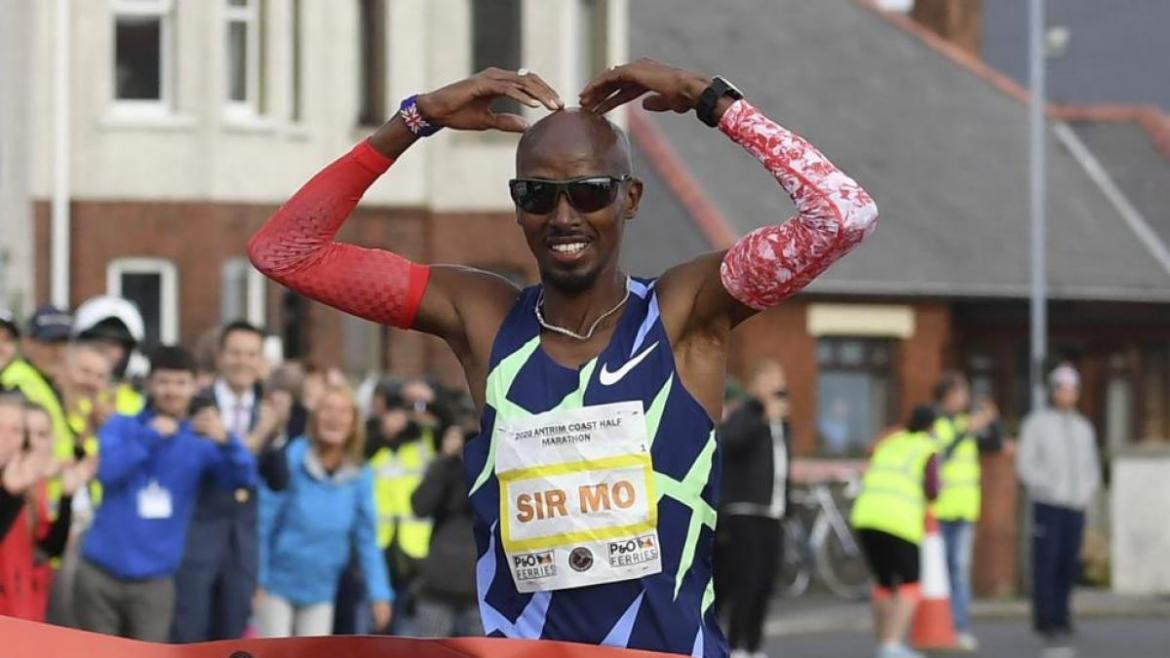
left=716, top=76, right=743, bottom=99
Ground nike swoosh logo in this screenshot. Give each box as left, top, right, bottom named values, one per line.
left=598, top=342, right=660, bottom=386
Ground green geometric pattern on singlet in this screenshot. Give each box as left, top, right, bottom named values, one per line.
left=466, top=279, right=726, bottom=656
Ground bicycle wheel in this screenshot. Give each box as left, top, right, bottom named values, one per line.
left=811, top=516, right=871, bottom=600
left=775, top=519, right=812, bottom=598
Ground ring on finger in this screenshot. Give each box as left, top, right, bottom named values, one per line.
left=517, top=68, right=529, bottom=76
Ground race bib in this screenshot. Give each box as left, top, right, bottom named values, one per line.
left=495, top=400, right=662, bottom=592
left=137, top=481, right=173, bottom=519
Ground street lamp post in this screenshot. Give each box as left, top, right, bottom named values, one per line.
left=1029, top=0, right=1047, bottom=412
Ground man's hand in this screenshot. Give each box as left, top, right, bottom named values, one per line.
left=89, top=397, right=116, bottom=433
left=372, top=601, right=394, bottom=632
left=252, top=587, right=267, bottom=614
left=246, top=396, right=286, bottom=450
left=60, top=456, right=98, bottom=496
left=191, top=409, right=229, bottom=444
left=579, top=58, right=712, bottom=116
left=416, top=68, right=564, bottom=133
left=149, top=415, right=180, bottom=437
left=2, top=448, right=56, bottom=494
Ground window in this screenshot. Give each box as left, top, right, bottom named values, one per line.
left=112, top=0, right=174, bottom=113
left=575, top=0, right=608, bottom=92
left=342, top=314, right=381, bottom=376
left=1139, top=345, right=1170, bottom=442
left=357, top=0, right=386, bottom=126
left=107, top=258, right=178, bottom=345
left=816, top=338, right=898, bottom=455
left=220, top=258, right=266, bottom=326
left=290, top=0, right=303, bottom=122
left=471, top=0, right=521, bottom=115
left=224, top=0, right=262, bottom=117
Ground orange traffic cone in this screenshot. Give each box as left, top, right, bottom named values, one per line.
left=910, top=512, right=957, bottom=650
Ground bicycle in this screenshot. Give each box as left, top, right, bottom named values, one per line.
left=775, top=478, right=871, bottom=600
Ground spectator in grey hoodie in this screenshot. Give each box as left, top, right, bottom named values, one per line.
left=1016, top=364, right=1100, bottom=646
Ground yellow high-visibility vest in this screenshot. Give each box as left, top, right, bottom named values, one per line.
left=1, top=359, right=74, bottom=510
left=851, top=430, right=937, bottom=545
left=67, top=381, right=143, bottom=509
left=931, top=414, right=981, bottom=522
left=369, top=432, right=435, bottom=559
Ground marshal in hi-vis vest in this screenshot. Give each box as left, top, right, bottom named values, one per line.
left=850, top=430, right=937, bottom=545
left=931, top=414, right=981, bottom=522
left=370, top=433, right=435, bottom=559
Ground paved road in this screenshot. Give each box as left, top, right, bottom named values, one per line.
left=763, top=618, right=1168, bottom=658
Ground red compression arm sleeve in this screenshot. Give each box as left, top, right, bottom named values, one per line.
left=248, top=140, right=430, bottom=329
left=718, top=100, right=879, bottom=310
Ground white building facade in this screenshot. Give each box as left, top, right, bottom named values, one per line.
left=14, top=0, right=627, bottom=376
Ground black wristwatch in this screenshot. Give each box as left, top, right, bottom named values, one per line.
left=695, top=76, right=744, bottom=127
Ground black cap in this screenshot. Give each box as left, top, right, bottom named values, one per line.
left=906, top=405, right=938, bottom=434
left=0, top=307, right=19, bottom=338
left=27, top=305, right=74, bottom=342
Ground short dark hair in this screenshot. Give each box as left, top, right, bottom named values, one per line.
left=933, top=370, right=968, bottom=403
left=218, top=320, right=264, bottom=350
left=150, top=345, right=197, bottom=375
left=906, top=404, right=938, bottom=433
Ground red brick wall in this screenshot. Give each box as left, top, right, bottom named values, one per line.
left=36, top=203, right=956, bottom=451
left=728, top=301, right=819, bottom=453
left=33, top=200, right=541, bottom=384
left=727, top=299, right=953, bottom=455
left=898, top=301, right=953, bottom=421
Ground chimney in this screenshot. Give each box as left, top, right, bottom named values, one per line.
left=910, top=0, right=982, bottom=58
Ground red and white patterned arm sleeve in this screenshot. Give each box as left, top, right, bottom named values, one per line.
left=717, top=100, right=878, bottom=310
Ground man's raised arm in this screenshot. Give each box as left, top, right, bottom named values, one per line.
left=580, top=59, right=878, bottom=327
left=247, top=140, right=430, bottom=329
left=716, top=98, right=878, bottom=311
left=248, top=69, right=564, bottom=334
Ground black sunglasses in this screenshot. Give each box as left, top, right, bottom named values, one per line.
left=508, top=175, right=631, bottom=215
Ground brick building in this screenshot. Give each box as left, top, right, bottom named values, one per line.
left=629, top=0, right=1170, bottom=456
left=10, top=0, right=626, bottom=386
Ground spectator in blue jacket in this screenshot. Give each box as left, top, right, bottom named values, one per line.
left=256, top=384, right=393, bottom=637
left=75, top=345, right=256, bottom=641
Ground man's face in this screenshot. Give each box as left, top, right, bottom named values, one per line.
left=0, top=405, right=24, bottom=465
left=217, top=330, right=263, bottom=393
left=515, top=111, right=642, bottom=294
left=1053, top=384, right=1079, bottom=410
left=69, top=346, right=113, bottom=400
left=23, top=338, right=67, bottom=382
left=91, top=338, right=127, bottom=373
left=148, top=368, right=196, bottom=418
left=943, top=383, right=970, bottom=413
left=750, top=365, right=788, bottom=417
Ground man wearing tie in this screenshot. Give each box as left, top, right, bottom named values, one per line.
left=171, top=321, right=285, bottom=642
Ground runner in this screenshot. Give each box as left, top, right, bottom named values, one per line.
left=250, top=59, right=878, bottom=656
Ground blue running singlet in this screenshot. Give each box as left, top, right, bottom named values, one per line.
left=464, top=277, right=728, bottom=657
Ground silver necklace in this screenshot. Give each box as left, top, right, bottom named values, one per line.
left=535, top=277, right=631, bottom=341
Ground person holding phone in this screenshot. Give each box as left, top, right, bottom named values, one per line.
left=715, top=361, right=791, bottom=658
left=75, top=346, right=256, bottom=641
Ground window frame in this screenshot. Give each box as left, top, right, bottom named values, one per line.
left=223, top=0, right=262, bottom=120
left=289, top=0, right=303, bottom=123
left=106, top=257, right=179, bottom=345
left=356, top=0, right=387, bottom=127
left=815, top=336, right=900, bottom=455
left=220, top=257, right=266, bottom=327
left=109, top=0, right=175, bottom=118
left=470, top=0, right=522, bottom=116
left=574, top=0, right=609, bottom=94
